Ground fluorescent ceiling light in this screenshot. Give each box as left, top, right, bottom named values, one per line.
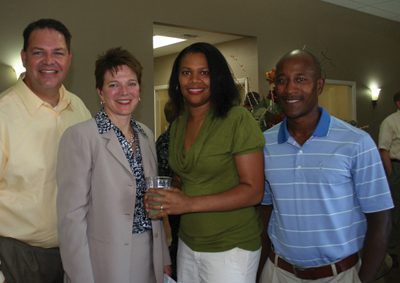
left=153, top=35, right=186, bottom=49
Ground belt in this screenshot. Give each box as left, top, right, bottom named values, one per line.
left=269, top=251, right=359, bottom=280
left=391, top=159, right=400, bottom=163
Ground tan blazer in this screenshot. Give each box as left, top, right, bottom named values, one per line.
left=57, top=119, right=170, bottom=283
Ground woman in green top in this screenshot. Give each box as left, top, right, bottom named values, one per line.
left=146, top=42, right=265, bottom=283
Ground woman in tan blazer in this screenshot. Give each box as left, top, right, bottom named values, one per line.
left=56, top=47, right=171, bottom=283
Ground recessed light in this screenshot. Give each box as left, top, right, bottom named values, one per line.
left=153, top=35, right=186, bottom=49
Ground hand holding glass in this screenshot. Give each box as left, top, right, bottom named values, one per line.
left=145, top=176, right=171, bottom=216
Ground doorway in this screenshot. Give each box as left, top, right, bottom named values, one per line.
left=319, top=79, right=356, bottom=122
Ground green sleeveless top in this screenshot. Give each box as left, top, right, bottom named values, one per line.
left=169, top=106, right=265, bottom=252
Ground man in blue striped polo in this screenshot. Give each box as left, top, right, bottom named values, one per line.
left=260, top=49, right=393, bottom=283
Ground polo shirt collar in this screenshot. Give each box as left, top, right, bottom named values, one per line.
left=15, top=75, right=71, bottom=115
left=277, top=107, right=331, bottom=144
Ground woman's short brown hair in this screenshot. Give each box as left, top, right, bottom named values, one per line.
left=95, top=47, right=143, bottom=89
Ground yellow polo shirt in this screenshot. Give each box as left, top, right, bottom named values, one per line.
left=0, top=77, right=91, bottom=248
left=379, top=110, right=400, bottom=160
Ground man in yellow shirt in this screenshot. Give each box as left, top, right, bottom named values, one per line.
left=0, top=18, right=91, bottom=283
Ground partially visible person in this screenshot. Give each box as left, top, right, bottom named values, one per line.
left=156, top=100, right=180, bottom=280
left=145, top=42, right=265, bottom=283
left=156, top=100, right=177, bottom=177
left=379, top=90, right=400, bottom=268
left=243, top=91, right=261, bottom=112
left=57, top=47, right=171, bottom=283
left=260, top=49, right=393, bottom=283
left=243, top=91, right=268, bottom=131
left=0, top=18, right=91, bottom=283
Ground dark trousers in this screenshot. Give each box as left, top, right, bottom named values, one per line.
left=0, top=236, right=63, bottom=283
left=388, top=161, right=400, bottom=256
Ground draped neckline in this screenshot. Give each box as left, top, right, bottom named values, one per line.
left=170, top=108, right=216, bottom=174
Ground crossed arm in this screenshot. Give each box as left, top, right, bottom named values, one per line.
left=145, top=150, right=264, bottom=216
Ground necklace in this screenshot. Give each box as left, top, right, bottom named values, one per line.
left=127, top=131, right=135, bottom=146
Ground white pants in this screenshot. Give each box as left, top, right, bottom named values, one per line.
left=177, top=239, right=261, bottom=283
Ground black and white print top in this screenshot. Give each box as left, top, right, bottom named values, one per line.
left=95, top=109, right=152, bottom=234
left=156, top=125, right=173, bottom=178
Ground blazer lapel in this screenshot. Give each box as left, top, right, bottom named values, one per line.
left=137, top=126, right=157, bottom=178
left=102, top=130, right=132, bottom=175
left=138, top=139, right=149, bottom=175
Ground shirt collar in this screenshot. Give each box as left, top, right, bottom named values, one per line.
left=15, top=75, right=71, bottom=115
left=95, top=108, right=147, bottom=137
left=277, top=107, right=331, bottom=144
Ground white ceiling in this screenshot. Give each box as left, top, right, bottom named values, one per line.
left=154, top=1, right=400, bottom=57
left=321, top=0, right=400, bottom=23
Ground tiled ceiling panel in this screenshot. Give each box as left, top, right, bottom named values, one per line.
left=321, top=0, right=400, bottom=22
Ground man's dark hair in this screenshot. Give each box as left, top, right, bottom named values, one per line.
left=95, top=47, right=143, bottom=90
left=23, top=18, right=72, bottom=51
left=393, top=91, right=400, bottom=103
left=168, top=42, right=240, bottom=117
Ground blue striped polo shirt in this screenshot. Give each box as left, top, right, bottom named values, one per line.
left=262, top=108, right=393, bottom=267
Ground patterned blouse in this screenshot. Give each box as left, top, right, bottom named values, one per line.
left=95, top=109, right=152, bottom=234
left=156, top=125, right=173, bottom=177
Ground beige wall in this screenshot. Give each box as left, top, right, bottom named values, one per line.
left=0, top=63, right=16, bottom=91
left=219, top=38, right=259, bottom=93
left=154, top=37, right=258, bottom=90
left=1, top=0, right=400, bottom=141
